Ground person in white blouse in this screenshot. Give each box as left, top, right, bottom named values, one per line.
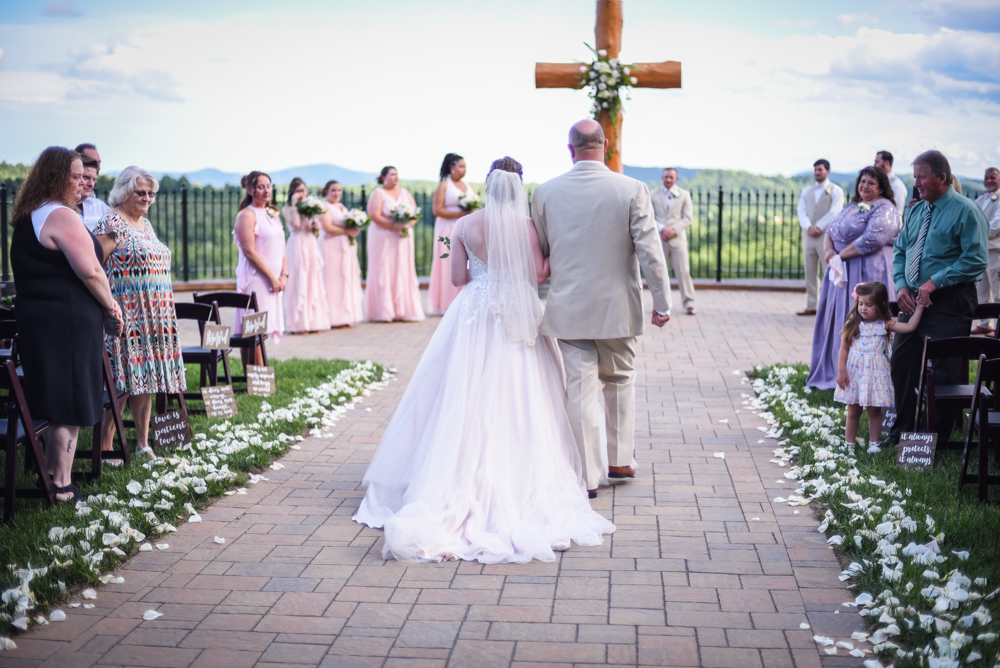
left=76, top=152, right=111, bottom=233
left=875, top=151, right=909, bottom=219
left=650, top=168, right=696, bottom=314
left=797, top=159, right=844, bottom=315
left=972, top=167, right=1000, bottom=335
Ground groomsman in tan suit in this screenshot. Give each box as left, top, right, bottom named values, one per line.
left=532, top=120, right=671, bottom=498
left=651, top=168, right=696, bottom=314
left=972, top=167, right=1000, bottom=335
left=797, top=159, right=844, bottom=315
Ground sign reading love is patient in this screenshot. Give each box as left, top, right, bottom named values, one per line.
left=896, top=432, right=937, bottom=470
left=246, top=365, right=276, bottom=396
left=152, top=408, right=192, bottom=449
left=241, top=311, right=268, bottom=338
left=202, top=385, right=238, bottom=418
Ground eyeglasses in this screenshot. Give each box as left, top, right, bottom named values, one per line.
left=134, top=190, right=157, bottom=199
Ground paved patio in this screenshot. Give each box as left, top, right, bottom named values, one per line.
left=3, top=290, right=866, bottom=668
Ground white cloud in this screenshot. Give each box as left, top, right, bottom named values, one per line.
left=837, top=12, right=879, bottom=28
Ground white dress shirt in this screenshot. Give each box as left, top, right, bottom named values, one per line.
left=887, top=172, right=909, bottom=216
left=654, top=186, right=676, bottom=231
left=80, top=196, right=111, bottom=232
left=797, top=180, right=845, bottom=231
left=977, top=190, right=1000, bottom=237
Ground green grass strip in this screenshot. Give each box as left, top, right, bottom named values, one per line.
left=0, top=357, right=387, bottom=643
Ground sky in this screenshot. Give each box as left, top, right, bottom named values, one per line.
left=1, top=0, right=998, bottom=183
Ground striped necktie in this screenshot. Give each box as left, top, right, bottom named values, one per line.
left=906, top=202, right=934, bottom=286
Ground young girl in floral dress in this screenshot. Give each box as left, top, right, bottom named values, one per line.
left=835, top=281, right=924, bottom=450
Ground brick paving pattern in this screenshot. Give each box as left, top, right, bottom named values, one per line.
left=4, top=290, right=866, bottom=668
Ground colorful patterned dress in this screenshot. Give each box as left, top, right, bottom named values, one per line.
left=93, top=212, right=187, bottom=395
left=833, top=320, right=894, bottom=407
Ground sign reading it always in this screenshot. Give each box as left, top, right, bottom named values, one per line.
left=152, top=409, right=192, bottom=448
left=896, top=432, right=937, bottom=469
left=202, top=385, right=238, bottom=418
left=247, top=365, right=276, bottom=396
left=241, top=311, right=268, bottom=338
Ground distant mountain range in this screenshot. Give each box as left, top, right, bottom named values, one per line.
left=153, top=164, right=377, bottom=188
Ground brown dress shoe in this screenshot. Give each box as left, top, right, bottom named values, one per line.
left=686, top=307, right=696, bottom=315
left=587, top=489, right=597, bottom=499
left=796, top=309, right=817, bottom=316
left=608, top=466, right=635, bottom=479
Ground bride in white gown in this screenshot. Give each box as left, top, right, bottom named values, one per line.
left=353, top=157, right=615, bottom=563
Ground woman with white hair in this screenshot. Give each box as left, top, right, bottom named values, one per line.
left=94, top=166, right=186, bottom=459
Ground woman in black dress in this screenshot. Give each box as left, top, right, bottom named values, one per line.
left=10, top=147, right=123, bottom=503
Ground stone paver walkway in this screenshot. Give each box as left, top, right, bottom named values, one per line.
left=4, top=290, right=865, bottom=668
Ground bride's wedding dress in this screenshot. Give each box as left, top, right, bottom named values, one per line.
left=353, top=170, right=615, bottom=563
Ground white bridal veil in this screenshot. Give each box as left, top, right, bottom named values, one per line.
left=484, top=169, right=543, bottom=346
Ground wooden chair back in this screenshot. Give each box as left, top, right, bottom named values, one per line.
left=915, top=336, right=1000, bottom=432
left=960, top=354, right=1000, bottom=501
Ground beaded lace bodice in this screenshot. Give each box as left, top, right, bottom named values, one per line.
left=459, top=227, right=489, bottom=322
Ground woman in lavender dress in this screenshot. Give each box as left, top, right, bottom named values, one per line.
left=807, top=166, right=901, bottom=390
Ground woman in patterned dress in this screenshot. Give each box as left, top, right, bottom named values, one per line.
left=95, top=166, right=186, bottom=459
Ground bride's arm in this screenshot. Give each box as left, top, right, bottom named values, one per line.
left=450, top=218, right=471, bottom=287
left=529, top=218, right=550, bottom=284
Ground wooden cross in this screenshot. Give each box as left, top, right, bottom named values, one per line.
left=535, top=0, right=681, bottom=173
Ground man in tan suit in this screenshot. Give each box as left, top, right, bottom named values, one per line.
left=651, top=168, right=696, bottom=314
left=972, top=167, right=1000, bottom=335
left=532, top=120, right=671, bottom=497
left=797, top=159, right=844, bottom=315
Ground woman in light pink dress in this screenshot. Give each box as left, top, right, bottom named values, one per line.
left=318, top=179, right=363, bottom=327
left=428, top=153, right=471, bottom=315
left=365, top=166, right=425, bottom=322
left=234, top=171, right=286, bottom=366
left=282, top=177, right=331, bottom=334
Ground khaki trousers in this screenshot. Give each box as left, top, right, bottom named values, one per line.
left=976, top=248, right=1000, bottom=327
left=558, top=337, right=637, bottom=491
left=802, top=230, right=827, bottom=310
left=663, top=240, right=696, bottom=309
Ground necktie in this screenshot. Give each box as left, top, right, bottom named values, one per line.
left=906, top=202, right=934, bottom=286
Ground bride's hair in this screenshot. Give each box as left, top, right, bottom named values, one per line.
left=487, top=157, right=523, bottom=181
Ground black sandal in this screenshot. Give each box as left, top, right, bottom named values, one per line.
left=53, top=483, right=83, bottom=503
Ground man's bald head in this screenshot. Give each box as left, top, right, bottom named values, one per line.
left=569, top=120, right=605, bottom=151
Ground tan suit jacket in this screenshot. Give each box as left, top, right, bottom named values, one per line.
left=650, top=185, right=693, bottom=248
left=531, top=160, right=671, bottom=340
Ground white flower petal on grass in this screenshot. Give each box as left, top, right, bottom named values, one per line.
left=81, top=589, right=97, bottom=599
left=213, top=537, right=225, bottom=544
left=126, top=480, right=142, bottom=495
left=12, top=617, right=28, bottom=630
left=142, top=610, right=163, bottom=621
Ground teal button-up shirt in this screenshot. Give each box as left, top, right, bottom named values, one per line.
left=892, top=187, right=988, bottom=292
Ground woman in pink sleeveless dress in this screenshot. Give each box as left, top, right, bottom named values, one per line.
left=234, top=171, right=286, bottom=365
left=318, top=179, right=363, bottom=326
left=282, top=177, right=331, bottom=334
left=428, top=153, right=471, bottom=315
left=365, top=166, right=425, bottom=322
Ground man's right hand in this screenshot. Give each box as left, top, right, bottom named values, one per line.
left=896, top=286, right=916, bottom=315
left=808, top=225, right=822, bottom=238
left=651, top=312, right=670, bottom=328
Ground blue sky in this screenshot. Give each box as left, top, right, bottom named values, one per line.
left=1, top=0, right=998, bottom=182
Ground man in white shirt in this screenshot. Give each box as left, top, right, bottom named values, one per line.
left=74, top=143, right=101, bottom=171
left=797, top=159, right=844, bottom=315
left=875, top=150, right=909, bottom=218
left=650, top=168, right=696, bottom=314
left=972, top=167, right=1000, bottom=335
left=76, top=152, right=111, bottom=232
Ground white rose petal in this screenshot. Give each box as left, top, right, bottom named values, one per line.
left=214, top=537, right=225, bottom=544
left=139, top=543, right=152, bottom=552
left=155, top=543, right=169, bottom=550
left=82, top=589, right=97, bottom=599
left=813, top=635, right=834, bottom=646
left=142, top=610, right=163, bottom=621
left=799, top=622, right=810, bottom=629
left=49, top=610, right=66, bottom=622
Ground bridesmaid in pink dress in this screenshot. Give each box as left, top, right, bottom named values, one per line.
left=365, top=166, right=425, bottom=322
left=234, top=171, right=286, bottom=366
left=318, top=180, right=363, bottom=327
left=428, top=153, right=471, bottom=315
left=282, top=177, right=331, bottom=334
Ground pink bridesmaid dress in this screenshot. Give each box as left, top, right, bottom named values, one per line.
left=427, top=179, right=468, bottom=315
left=365, top=188, right=425, bottom=322
left=320, top=204, right=364, bottom=327
left=283, top=205, right=331, bottom=332
left=234, top=206, right=286, bottom=342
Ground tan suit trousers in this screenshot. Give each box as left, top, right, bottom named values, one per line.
left=662, top=240, right=695, bottom=309
left=977, top=248, right=1000, bottom=328
left=558, top=337, right=637, bottom=491
left=802, top=230, right=827, bottom=310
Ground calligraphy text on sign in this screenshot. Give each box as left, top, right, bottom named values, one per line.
left=896, top=432, right=937, bottom=469
left=247, top=365, right=277, bottom=396
left=202, top=385, right=238, bottom=418
left=881, top=407, right=896, bottom=430
left=202, top=323, right=231, bottom=350
left=152, top=409, right=192, bottom=448
left=241, top=311, right=268, bottom=338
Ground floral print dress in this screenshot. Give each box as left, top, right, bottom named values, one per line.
left=94, top=212, right=187, bottom=395
left=833, top=320, right=894, bottom=408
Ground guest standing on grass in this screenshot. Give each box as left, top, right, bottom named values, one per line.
left=282, top=177, right=331, bottom=334
left=798, top=160, right=845, bottom=316
left=888, top=150, right=988, bottom=444
left=10, top=147, right=123, bottom=502
left=94, top=167, right=186, bottom=460
left=317, top=180, right=364, bottom=327
left=234, top=171, right=286, bottom=366
left=428, top=153, right=470, bottom=315
left=807, top=166, right=901, bottom=390
left=365, top=166, right=425, bottom=322
left=972, top=167, right=1000, bottom=336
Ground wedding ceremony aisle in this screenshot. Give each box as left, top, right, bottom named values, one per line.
left=4, top=290, right=863, bottom=668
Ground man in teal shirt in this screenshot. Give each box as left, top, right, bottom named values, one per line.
left=889, top=150, right=988, bottom=444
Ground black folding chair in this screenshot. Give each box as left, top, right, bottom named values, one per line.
left=192, top=291, right=267, bottom=390
left=973, top=303, right=1000, bottom=339
left=960, top=354, right=1000, bottom=502
left=73, top=349, right=132, bottom=478
left=175, top=301, right=232, bottom=413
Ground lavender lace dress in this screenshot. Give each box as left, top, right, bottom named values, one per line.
left=806, top=200, right=901, bottom=390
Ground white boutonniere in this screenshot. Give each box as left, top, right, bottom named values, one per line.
left=857, top=202, right=872, bottom=213
left=992, top=193, right=998, bottom=202
left=824, top=183, right=833, bottom=195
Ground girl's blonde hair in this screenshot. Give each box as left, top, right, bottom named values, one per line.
left=842, top=281, right=893, bottom=345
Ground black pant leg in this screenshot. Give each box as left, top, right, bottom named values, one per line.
left=890, top=327, right=923, bottom=439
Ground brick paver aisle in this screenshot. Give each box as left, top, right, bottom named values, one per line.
left=6, top=291, right=865, bottom=668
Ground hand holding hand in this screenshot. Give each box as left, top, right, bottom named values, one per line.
left=659, top=228, right=669, bottom=242
left=664, top=227, right=677, bottom=240
left=916, top=278, right=936, bottom=308
left=347, top=228, right=360, bottom=238
left=896, top=287, right=916, bottom=315
left=270, top=275, right=283, bottom=293
left=651, top=312, right=670, bottom=328
left=808, top=225, right=823, bottom=238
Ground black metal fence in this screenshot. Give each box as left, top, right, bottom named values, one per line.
left=0, top=183, right=987, bottom=284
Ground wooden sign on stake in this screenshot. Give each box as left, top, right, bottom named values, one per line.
left=202, top=385, right=238, bottom=418
left=896, top=432, right=937, bottom=469
left=881, top=407, right=897, bottom=431
left=152, top=408, right=192, bottom=449
left=246, top=365, right=276, bottom=396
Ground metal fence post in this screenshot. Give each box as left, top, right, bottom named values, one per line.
left=181, top=185, right=190, bottom=282
left=715, top=185, right=723, bottom=282
left=1, top=183, right=9, bottom=283
left=359, top=186, right=368, bottom=279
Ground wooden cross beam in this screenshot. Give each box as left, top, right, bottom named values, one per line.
left=535, top=0, right=682, bottom=173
